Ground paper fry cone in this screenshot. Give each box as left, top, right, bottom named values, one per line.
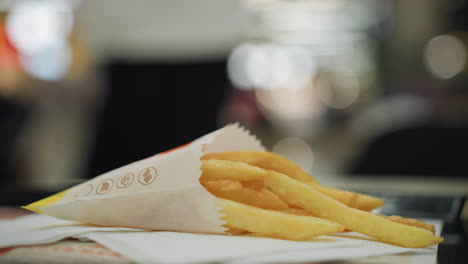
left=23, top=124, right=265, bottom=234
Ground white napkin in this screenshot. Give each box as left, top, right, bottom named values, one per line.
left=0, top=214, right=440, bottom=263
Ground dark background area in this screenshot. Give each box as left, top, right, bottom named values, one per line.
left=87, top=60, right=228, bottom=177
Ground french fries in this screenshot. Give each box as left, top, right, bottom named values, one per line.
left=199, top=150, right=443, bottom=248
left=201, top=159, right=266, bottom=182
left=302, top=182, right=384, bottom=211
left=279, top=207, right=316, bottom=216
left=383, top=215, right=436, bottom=234
left=201, top=157, right=384, bottom=212
left=225, top=227, right=248, bottom=235
left=202, top=181, right=288, bottom=210
left=218, top=198, right=344, bottom=240
left=241, top=180, right=264, bottom=190
left=202, top=151, right=318, bottom=183
left=264, top=171, right=444, bottom=248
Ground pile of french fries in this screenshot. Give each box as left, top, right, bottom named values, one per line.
left=200, top=151, right=443, bottom=248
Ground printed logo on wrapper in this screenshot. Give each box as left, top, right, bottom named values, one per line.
left=117, top=173, right=134, bottom=188
left=96, top=179, right=113, bottom=194
left=138, top=167, right=157, bottom=185
left=74, top=184, right=93, bottom=197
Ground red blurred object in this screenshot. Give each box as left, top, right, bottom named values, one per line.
left=0, top=22, right=21, bottom=70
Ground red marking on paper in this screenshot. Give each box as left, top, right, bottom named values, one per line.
left=62, top=246, right=74, bottom=252
left=80, top=249, right=93, bottom=254
left=0, top=208, right=31, bottom=219
left=78, top=247, right=124, bottom=258
left=0, top=248, right=13, bottom=256
left=110, top=252, right=123, bottom=257
left=158, top=142, right=192, bottom=155
left=1, top=241, right=126, bottom=260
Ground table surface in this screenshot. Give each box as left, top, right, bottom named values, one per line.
left=317, top=174, right=468, bottom=196
left=0, top=208, right=443, bottom=264
left=0, top=240, right=438, bottom=264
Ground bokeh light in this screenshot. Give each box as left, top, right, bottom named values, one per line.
left=315, top=70, right=360, bottom=109
left=228, top=43, right=315, bottom=90
left=0, top=22, right=22, bottom=94
left=20, top=41, right=71, bottom=81
left=255, top=82, right=322, bottom=121
left=6, top=0, right=74, bottom=81
left=424, top=34, right=467, bottom=79
left=272, top=137, right=314, bottom=172
left=6, top=1, right=74, bottom=54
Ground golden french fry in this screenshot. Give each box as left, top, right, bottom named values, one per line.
left=351, top=193, right=385, bottom=211
left=383, top=215, right=436, bottom=234
left=278, top=207, right=316, bottom=216
left=203, top=181, right=288, bottom=210
left=202, top=151, right=317, bottom=183
left=201, top=159, right=267, bottom=182
left=303, top=182, right=384, bottom=211
left=241, top=180, right=265, bottom=190
left=258, top=189, right=289, bottom=210
left=225, top=227, right=248, bottom=235
left=303, top=183, right=357, bottom=206
left=218, top=198, right=344, bottom=240
left=202, top=157, right=383, bottom=211
left=201, top=180, right=243, bottom=191
left=265, top=171, right=443, bottom=248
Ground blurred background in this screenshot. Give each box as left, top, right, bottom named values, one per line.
left=0, top=0, right=468, bottom=261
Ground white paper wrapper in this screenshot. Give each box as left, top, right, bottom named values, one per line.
left=24, top=124, right=265, bottom=234
left=0, top=214, right=441, bottom=264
